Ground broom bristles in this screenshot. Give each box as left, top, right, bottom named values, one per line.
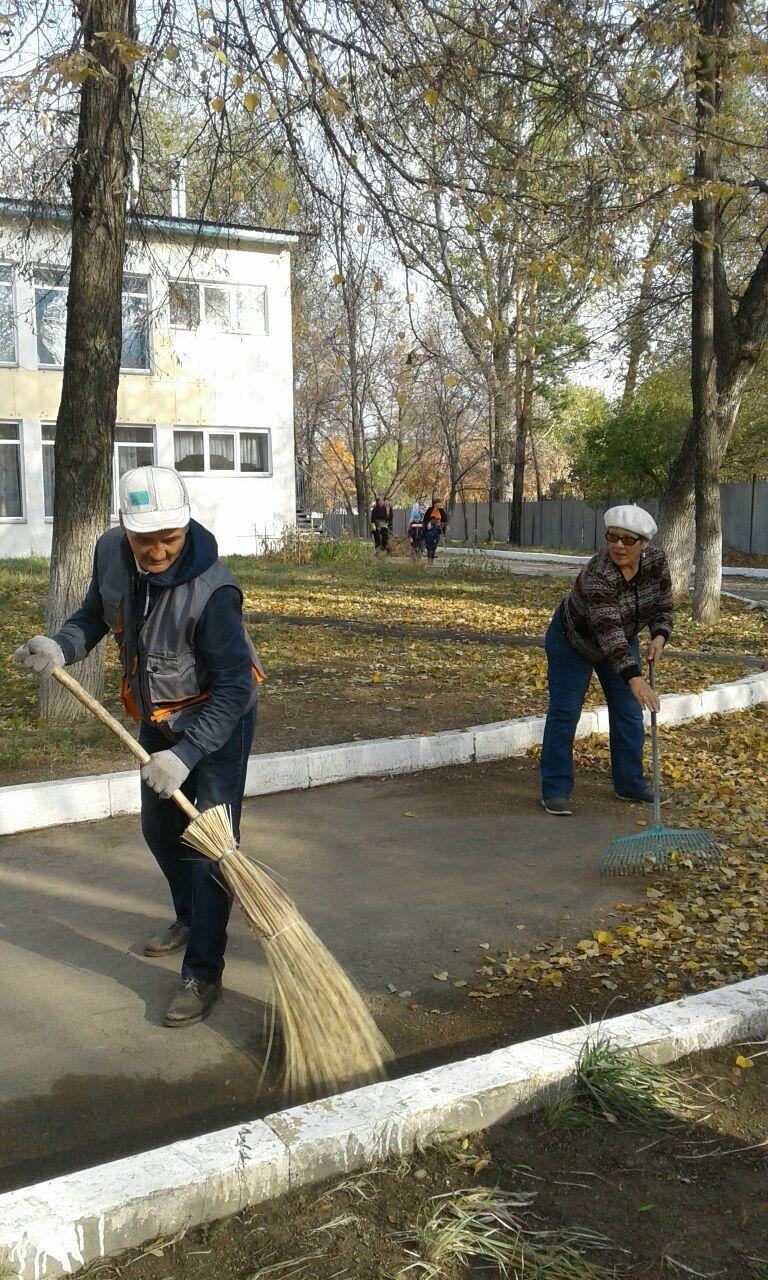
left=182, top=804, right=391, bottom=1095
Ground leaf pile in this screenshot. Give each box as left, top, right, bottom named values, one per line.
left=234, top=553, right=767, bottom=654
left=0, top=554, right=763, bottom=779
left=469, top=705, right=768, bottom=1006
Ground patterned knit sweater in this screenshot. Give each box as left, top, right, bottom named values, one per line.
left=559, top=546, right=674, bottom=682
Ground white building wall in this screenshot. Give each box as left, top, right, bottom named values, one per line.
left=0, top=217, right=297, bottom=559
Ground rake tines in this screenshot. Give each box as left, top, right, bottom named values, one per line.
left=600, top=823, right=722, bottom=876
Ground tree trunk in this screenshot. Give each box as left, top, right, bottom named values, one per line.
left=511, top=276, right=537, bottom=543
left=530, top=426, right=543, bottom=502
left=657, top=421, right=696, bottom=600
left=509, top=258, right=525, bottom=543
left=658, top=0, right=737, bottom=616
left=620, top=225, right=662, bottom=411
left=490, top=335, right=513, bottom=503
left=691, top=0, right=731, bottom=623
left=41, top=1, right=137, bottom=721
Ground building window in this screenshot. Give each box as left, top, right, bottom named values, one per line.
left=203, top=285, right=231, bottom=328
left=169, top=280, right=267, bottom=335
left=34, top=269, right=151, bottom=370
left=0, top=265, right=17, bottom=365
left=42, top=423, right=55, bottom=517
left=0, top=423, right=23, bottom=518
left=209, top=432, right=235, bottom=471
left=34, top=268, right=68, bottom=367
left=173, top=427, right=270, bottom=474
left=113, top=426, right=155, bottom=512
left=173, top=429, right=204, bottom=473
left=44, top=424, right=156, bottom=517
left=169, top=281, right=199, bottom=329
left=240, top=431, right=270, bottom=473
left=121, top=276, right=151, bottom=370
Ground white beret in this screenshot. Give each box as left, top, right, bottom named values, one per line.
left=603, top=504, right=657, bottom=539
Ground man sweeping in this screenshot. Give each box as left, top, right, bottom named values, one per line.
left=14, top=465, right=263, bottom=1027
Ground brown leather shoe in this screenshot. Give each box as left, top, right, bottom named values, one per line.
left=144, top=921, right=190, bottom=956
left=164, top=977, right=222, bottom=1027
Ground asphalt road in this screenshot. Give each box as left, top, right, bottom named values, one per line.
left=0, top=755, right=652, bottom=1192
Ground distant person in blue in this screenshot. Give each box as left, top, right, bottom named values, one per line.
left=423, top=515, right=443, bottom=564
left=422, top=496, right=448, bottom=564
left=407, top=498, right=426, bottom=555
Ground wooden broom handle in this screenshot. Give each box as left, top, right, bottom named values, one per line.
left=51, top=666, right=200, bottom=822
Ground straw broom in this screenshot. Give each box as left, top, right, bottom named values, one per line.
left=51, top=666, right=392, bottom=1095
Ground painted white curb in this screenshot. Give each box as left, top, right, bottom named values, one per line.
left=2, top=974, right=767, bottom=1280
left=442, top=545, right=768, bottom=578
left=722, top=588, right=768, bottom=611
left=1, top=669, right=767, bottom=837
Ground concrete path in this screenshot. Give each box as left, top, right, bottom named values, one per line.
left=0, top=757, right=657, bottom=1193
left=723, top=576, right=768, bottom=608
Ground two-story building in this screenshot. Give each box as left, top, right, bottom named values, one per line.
left=0, top=197, right=300, bottom=557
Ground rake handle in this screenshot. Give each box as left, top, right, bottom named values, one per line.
left=51, top=666, right=200, bottom=822
left=648, top=659, right=662, bottom=826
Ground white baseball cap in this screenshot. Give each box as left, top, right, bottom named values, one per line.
left=119, top=466, right=191, bottom=533
left=604, top=504, right=657, bottom=540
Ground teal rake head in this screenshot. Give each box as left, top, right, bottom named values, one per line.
left=599, top=822, right=722, bottom=877
left=599, top=660, right=722, bottom=877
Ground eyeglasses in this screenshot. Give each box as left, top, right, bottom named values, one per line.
left=606, top=531, right=643, bottom=547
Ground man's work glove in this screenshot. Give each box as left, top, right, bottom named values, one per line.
left=140, top=749, right=191, bottom=799
left=13, top=635, right=65, bottom=678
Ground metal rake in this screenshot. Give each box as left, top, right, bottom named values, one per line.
left=599, top=660, right=722, bottom=876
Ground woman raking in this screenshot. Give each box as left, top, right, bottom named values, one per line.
left=540, top=504, right=673, bottom=816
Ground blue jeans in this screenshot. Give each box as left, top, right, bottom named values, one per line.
left=540, top=609, right=645, bottom=802
left=139, top=706, right=256, bottom=983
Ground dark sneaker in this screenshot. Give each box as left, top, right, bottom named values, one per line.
left=614, top=787, right=654, bottom=803
left=541, top=797, right=573, bottom=816
left=164, top=977, right=222, bottom=1027
left=144, top=921, right=190, bottom=956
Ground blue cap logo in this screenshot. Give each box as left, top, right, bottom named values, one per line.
left=129, top=490, right=150, bottom=507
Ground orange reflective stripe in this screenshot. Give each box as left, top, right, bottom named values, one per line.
left=252, top=661, right=265, bottom=685
left=120, top=678, right=142, bottom=723
left=150, top=691, right=212, bottom=723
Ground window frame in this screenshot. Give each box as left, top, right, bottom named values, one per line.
left=168, top=280, right=200, bottom=331
left=41, top=422, right=56, bottom=521
left=173, top=426, right=272, bottom=477
left=120, top=274, right=153, bottom=376
left=41, top=423, right=157, bottom=521
left=168, top=279, right=269, bottom=336
left=0, top=263, right=18, bottom=368
left=0, top=420, right=26, bottom=523
left=33, top=266, right=154, bottom=374
left=111, top=424, right=157, bottom=518
left=33, top=265, right=69, bottom=370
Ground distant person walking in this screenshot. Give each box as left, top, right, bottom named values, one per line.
left=423, top=496, right=448, bottom=536
left=407, top=498, right=426, bottom=555
left=421, top=496, right=448, bottom=564
left=423, top=514, right=443, bottom=564
left=370, top=497, right=393, bottom=553
left=540, top=505, right=673, bottom=816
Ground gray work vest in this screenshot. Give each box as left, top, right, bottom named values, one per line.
left=95, top=527, right=262, bottom=731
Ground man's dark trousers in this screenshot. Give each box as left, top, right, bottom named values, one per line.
left=139, top=706, right=256, bottom=983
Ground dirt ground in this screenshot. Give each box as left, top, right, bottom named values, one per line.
left=73, top=1043, right=768, bottom=1280
left=1, top=635, right=756, bottom=786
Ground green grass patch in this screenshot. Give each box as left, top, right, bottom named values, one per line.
left=548, top=1036, right=701, bottom=1131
